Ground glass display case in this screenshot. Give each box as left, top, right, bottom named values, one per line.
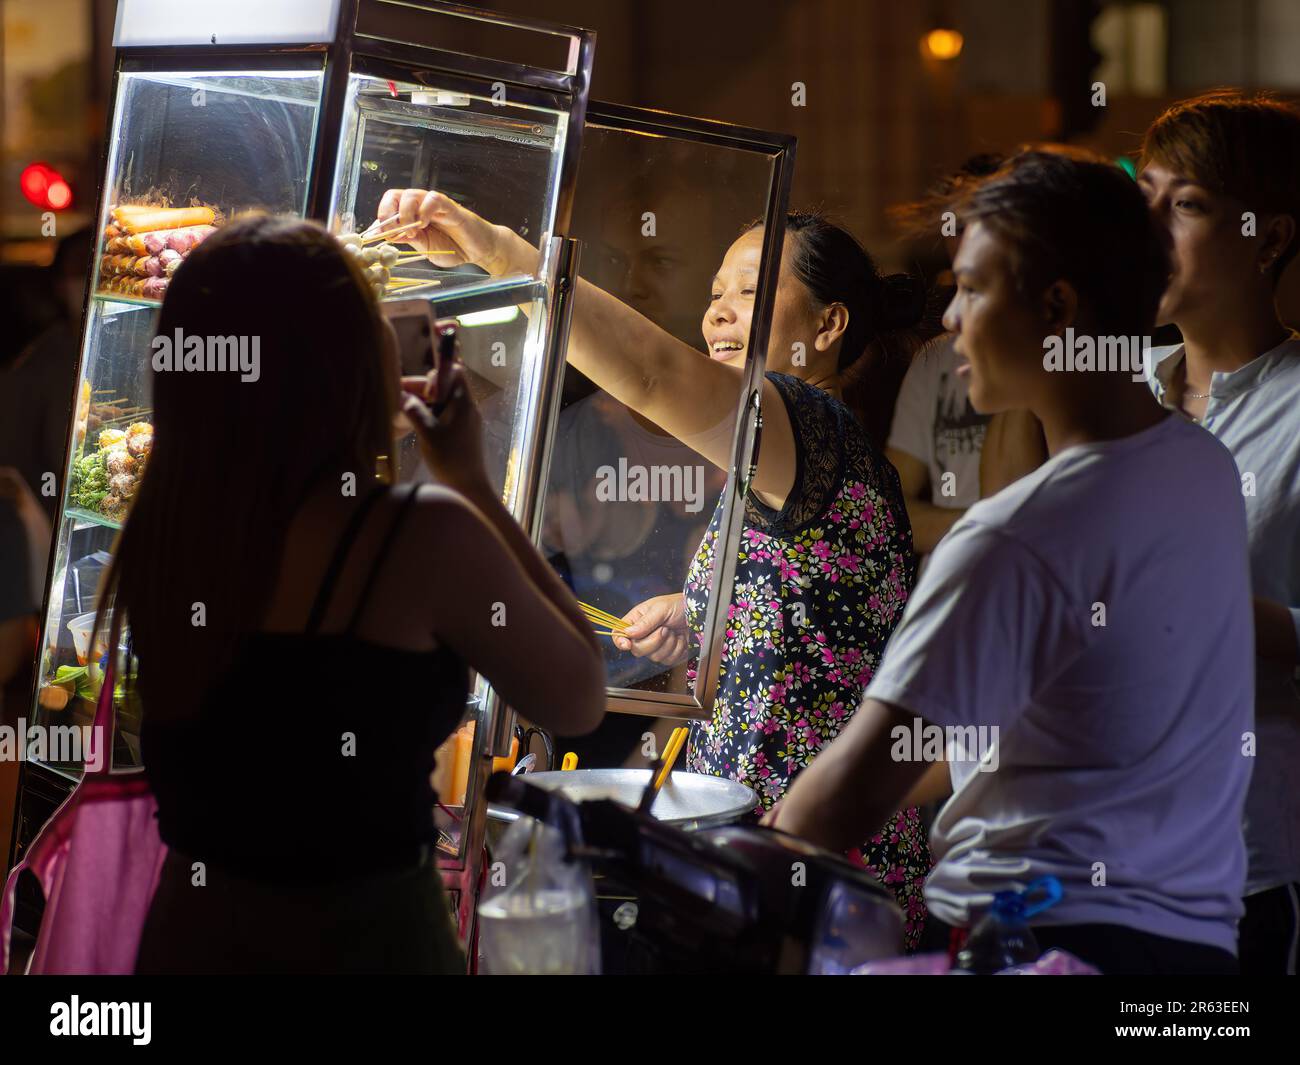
left=10, top=0, right=595, bottom=949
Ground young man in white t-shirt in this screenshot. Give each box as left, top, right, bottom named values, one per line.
left=769, top=148, right=1254, bottom=974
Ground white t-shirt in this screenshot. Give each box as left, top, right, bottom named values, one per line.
left=887, top=335, right=989, bottom=509
left=866, top=414, right=1254, bottom=953
left=1146, top=338, right=1300, bottom=893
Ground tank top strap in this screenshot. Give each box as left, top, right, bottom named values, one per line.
left=344, top=484, right=422, bottom=635
left=304, top=485, right=388, bottom=635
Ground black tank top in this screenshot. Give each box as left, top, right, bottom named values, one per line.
left=141, top=485, right=469, bottom=881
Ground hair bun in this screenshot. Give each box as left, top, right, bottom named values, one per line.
left=878, top=273, right=927, bottom=330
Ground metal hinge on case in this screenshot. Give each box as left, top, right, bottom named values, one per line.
left=738, top=388, right=763, bottom=498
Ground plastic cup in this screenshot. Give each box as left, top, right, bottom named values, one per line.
left=67, top=612, right=96, bottom=666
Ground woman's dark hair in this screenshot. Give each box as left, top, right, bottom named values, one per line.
left=955, top=146, right=1170, bottom=338
left=97, top=215, right=394, bottom=715
left=750, top=211, right=935, bottom=449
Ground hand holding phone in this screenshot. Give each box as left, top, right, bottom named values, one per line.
left=399, top=321, right=487, bottom=494
left=432, top=320, right=459, bottom=414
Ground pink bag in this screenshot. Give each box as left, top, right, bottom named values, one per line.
left=1, top=663, right=168, bottom=974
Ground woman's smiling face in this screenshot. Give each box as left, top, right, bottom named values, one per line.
left=701, top=228, right=842, bottom=377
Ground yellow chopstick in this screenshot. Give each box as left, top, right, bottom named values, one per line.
left=654, top=727, right=688, bottom=792
left=579, top=602, right=629, bottom=629
left=583, top=612, right=628, bottom=630
left=384, top=279, right=443, bottom=295
left=561, top=752, right=578, bottom=771
left=582, top=611, right=627, bottom=629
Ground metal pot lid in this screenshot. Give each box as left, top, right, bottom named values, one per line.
left=487, top=768, right=756, bottom=826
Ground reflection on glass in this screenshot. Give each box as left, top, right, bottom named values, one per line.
left=331, top=75, right=567, bottom=302
left=539, top=125, right=774, bottom=751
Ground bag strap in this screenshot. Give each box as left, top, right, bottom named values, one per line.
left=87, top=655, right=117, bottom=777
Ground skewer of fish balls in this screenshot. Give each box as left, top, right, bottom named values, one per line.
left=338, top=231, right=403, bottom=295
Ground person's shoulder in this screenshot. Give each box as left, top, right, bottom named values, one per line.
left=923, top=514, right=1054, bottom=594
left=1151, top=411, right=1240, bottom=478
left=407, top=482, right=482, bottom=524
left=1268, top=339, right=1300, bottom=388
left=766, top=371, right=857, bottom=428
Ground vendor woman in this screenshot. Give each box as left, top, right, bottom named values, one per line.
left=769, top=149, right=1253, bottom=976
left=378, top=188, right=933, bottom=946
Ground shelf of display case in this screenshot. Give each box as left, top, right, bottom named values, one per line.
left=66, top=506, right=124, bottom=532
left=384, top=272, right=545, bottom=314
left=88, top=274, right=542, bottom=313
left=91, top=292, right=162, bottom=313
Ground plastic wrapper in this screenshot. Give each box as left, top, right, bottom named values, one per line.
left=477, top=816, right=601, bottom=975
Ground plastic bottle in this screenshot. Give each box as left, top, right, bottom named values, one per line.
left=951, top=876, right=1064, bottom=974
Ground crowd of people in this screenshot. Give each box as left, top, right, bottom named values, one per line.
left=1, top=89, right=1296, bottom=976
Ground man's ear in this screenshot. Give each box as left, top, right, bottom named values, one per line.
left=1260, top=213, right=1296, bottom=279
left=815, top=302, right=850, bottom=352
left=1042, top=279, right=1077, bottom=336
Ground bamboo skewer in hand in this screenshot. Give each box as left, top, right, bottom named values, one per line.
left=579, top=601, right=630, bottom=634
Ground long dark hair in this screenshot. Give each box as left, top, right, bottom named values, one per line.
left=96, top=215, right=394, bottom=716
left=754, top=211, right=934, bottom=449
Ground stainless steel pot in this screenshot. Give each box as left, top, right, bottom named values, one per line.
left=487, top=768, right=757, bottom=834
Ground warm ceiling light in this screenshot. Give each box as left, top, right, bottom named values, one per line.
left=922, top=28, right=964, bottom=60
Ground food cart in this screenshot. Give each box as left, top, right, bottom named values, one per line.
left=8, top=0, right=796, bottom=968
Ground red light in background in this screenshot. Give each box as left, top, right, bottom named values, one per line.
left=47, top=180, right=73, bottom=210
left=19, top=162, right=74, bottom=210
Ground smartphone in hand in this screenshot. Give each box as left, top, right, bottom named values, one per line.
left=382, top=296, right=438, bottom=376
left=432, top=320, right=459, bottom=413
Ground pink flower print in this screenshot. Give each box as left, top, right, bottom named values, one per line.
left=811, top=540, right=832, bottom=560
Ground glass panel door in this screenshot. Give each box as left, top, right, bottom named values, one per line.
left=29, top=60, right=327, bottom=779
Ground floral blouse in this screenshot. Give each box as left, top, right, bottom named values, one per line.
left=683, top=372, right=930, bottom=948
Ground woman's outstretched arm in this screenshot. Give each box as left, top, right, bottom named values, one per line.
left=376, top=189, right=798, bottom=507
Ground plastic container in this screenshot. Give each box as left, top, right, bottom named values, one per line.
left=952, top=876, right=1064, bottom=974
left=66, top=613, right=97, bottom=666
